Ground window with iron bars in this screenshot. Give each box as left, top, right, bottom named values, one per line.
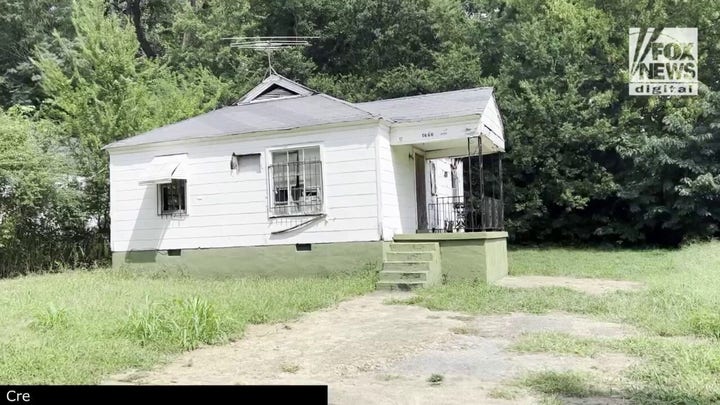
left=268, top=147, right=323, bottom=217
left=158, top=179, right=187, bottom=216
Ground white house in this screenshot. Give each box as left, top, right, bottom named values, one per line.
left=105, top=75, right=508, bottom=287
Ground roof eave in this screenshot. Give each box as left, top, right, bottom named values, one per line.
left=104, top=116, right=382, bottom=152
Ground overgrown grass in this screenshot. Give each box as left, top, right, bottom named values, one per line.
left=0, top=268, right=375, bottom=384
left=522, top=371, right=598, bottom=397
left=124, top=297, right=227, bottom=350
left=402, top=241, right=720, bottom=403
left=31, top=304, right=72, bottom=331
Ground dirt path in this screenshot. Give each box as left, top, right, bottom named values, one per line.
left=496, top=276, right=645, bottom=295
left=106, top=291, right=639, bottom=404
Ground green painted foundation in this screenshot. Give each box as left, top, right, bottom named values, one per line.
left=112, top=241, right=383, bottom=279
left=392, top=232, right=508, bottom=283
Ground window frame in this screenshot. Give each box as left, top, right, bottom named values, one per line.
left=266, top=144, right=325, bottom=218
left=157, top=179, right=188, bottom=216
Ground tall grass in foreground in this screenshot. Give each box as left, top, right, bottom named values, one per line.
left=124, top=297, right=226, bottom=350
left=405, top=241, right=720, bottom=403
left=0, top=269, right=375, bottom=384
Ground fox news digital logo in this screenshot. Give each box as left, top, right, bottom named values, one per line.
left=629, top=27, right=698, bottom=96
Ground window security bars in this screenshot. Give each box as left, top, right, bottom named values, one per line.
left=158, top=179, right=186, bottom=216
left=268, top=148, right=323, bottom=217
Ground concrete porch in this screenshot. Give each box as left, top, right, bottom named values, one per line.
left=376, top=231, right=508, bottom=291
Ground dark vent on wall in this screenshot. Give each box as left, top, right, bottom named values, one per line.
left=295, top=243, right=312, bottom=252
left=255, top=84, right=298, bottom=101
left=167, top=249, right=182, bottom=256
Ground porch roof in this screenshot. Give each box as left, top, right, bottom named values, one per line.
left=356, top=87, right=494, bottom=123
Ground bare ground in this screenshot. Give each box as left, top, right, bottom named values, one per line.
left=495, top=276, right=645, bottom=296
left=105, top=283, right=641, bottom=405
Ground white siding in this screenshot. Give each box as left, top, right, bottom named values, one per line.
left=377, top=127, right=417, bottom=239
left=110, top=124, right=381, bottom=252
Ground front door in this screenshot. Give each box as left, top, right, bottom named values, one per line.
left=415, top=153, right=427, bottom=232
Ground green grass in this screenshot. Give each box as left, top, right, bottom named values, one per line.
left=511, top=332, right=605, bottom=357
left=0, top=268, right=375, bottom=384
left=123, top=296, right=226, bottom=350
left=522, top=371, right=599, bottom=397
left=511, top=332, right=720, bottom=403
left=401, top=241, right=720, bottom=403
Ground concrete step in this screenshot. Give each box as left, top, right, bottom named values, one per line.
left=378, top=270, right=428, bottom=281
left=376, top=280, right=426, bottom=291
left=385, top=251, right=434, bottom=262
left=382, top=261, right=432, bottom=272
left=387, top=242, right=439, bottom=252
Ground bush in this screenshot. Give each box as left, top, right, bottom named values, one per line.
left=124, top=297, right=228, bottom=350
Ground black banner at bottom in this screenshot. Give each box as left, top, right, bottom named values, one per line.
left=1, top=385, right=328, bottom=404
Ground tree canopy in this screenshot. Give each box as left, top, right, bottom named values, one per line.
left=0, top=0, right=719, bottom=274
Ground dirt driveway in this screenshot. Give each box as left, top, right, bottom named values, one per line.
left=106, top=287, right=638, bottom=404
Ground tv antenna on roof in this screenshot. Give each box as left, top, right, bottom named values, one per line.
left=226, top=36, right=319, bottom=76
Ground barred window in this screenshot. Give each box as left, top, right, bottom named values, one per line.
left=268, top=147, right=323, bottom=217
left=158, top=179, right=186, bottom=215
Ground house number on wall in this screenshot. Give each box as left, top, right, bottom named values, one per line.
left=421, top=132, right=434, bottom=138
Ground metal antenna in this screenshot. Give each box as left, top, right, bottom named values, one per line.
left=225, top=36, right=319, bottom=77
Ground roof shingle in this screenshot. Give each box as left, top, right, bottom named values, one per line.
left=104, top=75, right=495, bottom=150
left=105, top=94, right=376, bottom=149
left=355, top=87, right=494, bottom=123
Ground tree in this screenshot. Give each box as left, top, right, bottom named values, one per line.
left=0, top=107, right=89, bottom=276
left=35, top=0, right=226, bottom=243
left=0, top=0, right=74, bottom=107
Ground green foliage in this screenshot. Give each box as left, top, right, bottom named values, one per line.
left=32, top=0, right=226, bottom=254
left=0, top=0, right=74, bottom=106
left=0, top=268, right=374, bottom=383
left=0, top=0, right=719, bottom=274
left=124, top=297, right=227, bottom=351
left=0, top=107, right=92, bottom=276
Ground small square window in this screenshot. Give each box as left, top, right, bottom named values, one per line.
left=158, top=179, right=187, bottom=215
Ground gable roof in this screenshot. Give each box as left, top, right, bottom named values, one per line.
left=356, top=87, right=494, bottom=123
left=237, top=74, right=314, bottom=104
left=104, top=74, right=497, bottom=150
left=105, top=93, right=377, bottom=149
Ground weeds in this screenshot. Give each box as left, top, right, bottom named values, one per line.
left=523, top=371, right=597, bottom=397
left=124, top=297, right=226, bottom=351
left=0, top=268, right=374, bottom=384
left=689, top=311, right=720, bottom=339
left=31, top=304, right=71, bottom=331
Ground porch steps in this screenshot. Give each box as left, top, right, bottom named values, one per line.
left=377, top=242, right=441, bottom=291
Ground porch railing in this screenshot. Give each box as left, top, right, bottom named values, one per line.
left=427, top=196, right=503, bottom=233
